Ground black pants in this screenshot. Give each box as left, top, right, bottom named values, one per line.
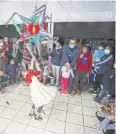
left=94, top=74, right=101, bottom=91
left=73, top=70, right=87, bottom=91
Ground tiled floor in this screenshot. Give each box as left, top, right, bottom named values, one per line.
left=0, top=83, right=103, bottom=134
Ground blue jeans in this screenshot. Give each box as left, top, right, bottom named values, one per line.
left=98, top=88, right=108, bottom=102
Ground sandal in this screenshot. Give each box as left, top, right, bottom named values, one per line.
left=35, top=116, right=43, bottom=121
left=29, top=113, right=36, bottom=117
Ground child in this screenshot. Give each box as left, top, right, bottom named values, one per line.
left=7, top=59, right=16, bottom=86
left=22, top=57, right=56, bottom=121
left=60, top=63, right=74, bottom=94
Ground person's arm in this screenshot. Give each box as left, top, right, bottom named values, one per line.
left=70, top=48, right=80, bottom=68
left=97, top=56, right=114, bottom=75
left=60, top=45, right=69, bottom=67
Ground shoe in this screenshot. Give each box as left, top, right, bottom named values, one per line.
left=70, top=90, right=77, bottom=96
left=76, top=90, right=81, bottom=95
left=29, top=113, right=36, bottom=117
left=35, top=116, right=43, bottom=121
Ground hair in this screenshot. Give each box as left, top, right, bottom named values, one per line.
left=69, top=37, right=77, bottom=41
left=99, top=43, right=106, bottom=49
left=0, top=36, right=3, bottom=40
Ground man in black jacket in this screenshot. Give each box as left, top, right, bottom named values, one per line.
left=93, top=45, right=114, bottom=103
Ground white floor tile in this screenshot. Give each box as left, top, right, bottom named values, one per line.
left=84, top=115, right=100, bottom=128
left=53, top=102, right=67, bottom=111
left=21, top=103, right=32, bottom=113
left=27, top=98, right=32, bottom=104
left=15, top=95, right=30, bottom=103
left=0, top=108, right=19, bottom=120
left=50, top=109, right=66, bottom=121
left=82, top=100, right=96, bottom=108
left=0, top=117, right=11, bottom=132
left=0, top=98, right=13, bottom=107
left=67, top=104, right=82, bottom=114
left=68, top=98, right=81, bottom=105
left=21, top=89, right=30, bottom=96
left=66, top=112, right=83, bottom=125
left=85, top=127, right=103, bottom=134
left=5, top=93, right=19, bottom=100
left=44, top=131, right=56, bottom=134
left=69, top=94, right=81, bottom=99
left=55, top=96, right=68, bottom=103
left=8, top=100, right=25, bottom=110
left=0, top=106, right=6, bottom=113
left=13, top=111, right=31, bottom=124
left=81, top=94, right=94, bottom=101
left=44, top=100, right=54, bottom=108
left=11, top=88, right=23, bottom=94
left=29, top=117, right=48, bottom=129
left=41, top=107, right=52, bottom=118
left=83, top=107, right=97, bottom=116
left=23, top=126, right=44, bottom=134
left=65, top=122, right=84, bottom=134
left=4, top=121, right=26, bottom=134
left=46, top=119, right=65, bottom=134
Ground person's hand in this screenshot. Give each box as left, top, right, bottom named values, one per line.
left=80, top=54, right=84, bottom=58
left=65, top=62, right=70, bottom=72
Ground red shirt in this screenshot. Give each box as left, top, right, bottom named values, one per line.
left=76, top=52, right=92, bottom=72
left=25, top=69, right=41, bottom=84
left=5, top=44, right=10, bottom=50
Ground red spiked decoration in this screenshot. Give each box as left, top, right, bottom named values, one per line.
left=43, top=22, right=48, bottom=31
left=28, top=24, right=40, bottom=35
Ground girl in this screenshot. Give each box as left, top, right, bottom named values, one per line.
left=60, top=63, right=74, bottom=94
left=22, top=57, right=56, bottom=120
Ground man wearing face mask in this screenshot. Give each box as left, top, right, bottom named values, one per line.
left=60, top=37, right=80, bottom=94
left=93, top=45, right=114, bottom=103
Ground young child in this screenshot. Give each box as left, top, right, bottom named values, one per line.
left=7, top=59, right=16, bottom=86
left=60, top=63, right=74, bottom=94
left=22, top=57, right=56, bottom=121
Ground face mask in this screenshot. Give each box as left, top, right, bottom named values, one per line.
left=69, top=44, right=75, bottom=49
left=0, top=43, right=3, bottom=47
left=104, top=49, right=110, bottom=54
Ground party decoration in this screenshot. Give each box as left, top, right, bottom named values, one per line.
left=5, top=4, right=51, bottom=58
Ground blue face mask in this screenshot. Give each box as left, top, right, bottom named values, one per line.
left=69, top=44, right=75, bottom=49
left=0, top=43, right=3, bottom=47
left=104, top=49, right=110, bottom=54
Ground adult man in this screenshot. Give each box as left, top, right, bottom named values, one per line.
left=60, top=38, right=80, bottom=94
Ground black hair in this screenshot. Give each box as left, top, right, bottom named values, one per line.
left=99, top=43, right=106, bottom=49
left=69, top=37, right=76, bottom=41
left=0, top=36, right=3, bottom=40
